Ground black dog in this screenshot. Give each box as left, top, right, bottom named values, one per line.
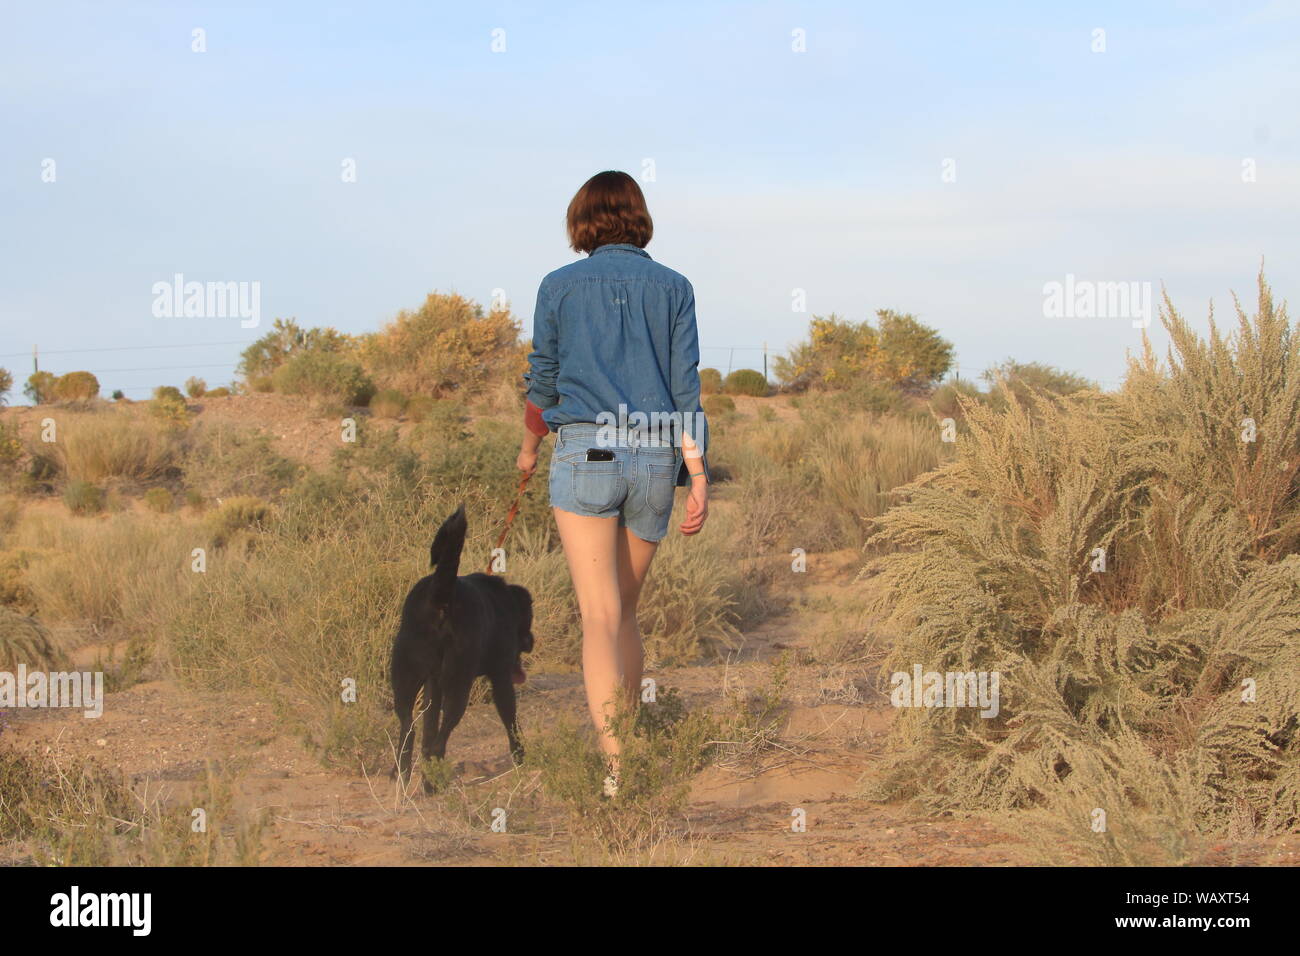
left=390, top=504, right=534, bottom=790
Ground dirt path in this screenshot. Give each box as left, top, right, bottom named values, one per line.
left=3, top=564, right=1032, bottom=866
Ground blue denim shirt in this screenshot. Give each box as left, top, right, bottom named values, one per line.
left=524, top=243, right=709, bottom=486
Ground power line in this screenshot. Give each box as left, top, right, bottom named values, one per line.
left=0, top=340, right=249, bottom=361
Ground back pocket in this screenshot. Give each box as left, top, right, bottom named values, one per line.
left=645, top=463, right=678, bottom=515
left=571, top=461, right=626, bottom=513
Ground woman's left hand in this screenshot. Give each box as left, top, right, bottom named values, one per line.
left=516, top=448, right=539, bottom=475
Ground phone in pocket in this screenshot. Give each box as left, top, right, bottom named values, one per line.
left=585, top=448, right=615, bottom=462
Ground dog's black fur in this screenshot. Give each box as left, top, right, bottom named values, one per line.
left=390, top=505, right=534, bottom=790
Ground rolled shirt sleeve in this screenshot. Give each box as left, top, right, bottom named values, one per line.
left=670, top=281, right=710, bottom=483
left=524, top=281, right=560, bottom=410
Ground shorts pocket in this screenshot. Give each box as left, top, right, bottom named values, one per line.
left=571, top=462, right=625, bottom=512
left=645, top=463, right=678, bottom=515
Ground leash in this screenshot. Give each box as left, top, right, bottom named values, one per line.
left=484, top=469, right=533, bottom=574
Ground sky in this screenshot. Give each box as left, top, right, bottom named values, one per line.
left=2, top=0, right=1298, bottom=400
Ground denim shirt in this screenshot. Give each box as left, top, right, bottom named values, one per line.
left=524, top=243, right=709, bottom=486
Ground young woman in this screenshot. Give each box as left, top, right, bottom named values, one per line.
left=517, top=170, right=710, bottom=795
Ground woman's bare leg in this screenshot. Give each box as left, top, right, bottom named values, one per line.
left=615, top=527, right=660, bottom=707
left=553, top=507, right=624, bottom=760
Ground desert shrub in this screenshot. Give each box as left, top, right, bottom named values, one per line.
left=404, top=395, right=434, bottom=422
left=62, top=480, right=103, bottom=515
left=48, top=414, right=177, bottom=483
left=110, top=390, right=125, bottom=401
left=143, top=487, right=174, bottom=513
left=929, top=377, right=984, bottom=420
left=860, top=274, right=1300, bottom=862
left=0, top=607, right=56, bottom=668
left=184, top=488, right=205, bottom=510
left=0, top=496, right=18, bottom=534
left=723, top=368, right=768, bottom=396
left=53, top=371, right=99, bottom=403
left=702, top=394, right=734, bottom=418
left=358, top=292, right=524, bottom=398
left=982, top=359, right=1096, bottom=412
left=180, top=421, right=299, bottom=500
left=699, top=367, right=722, bottom=394
left=0, top=368, right=12, bottom=405
left=149, top=386, right=191, bottom=427
left=775, top=310, right=953, bottom=393
left=0, top=748, right=266, bottom=865
left=204, top=386, right=231, bottom=398
left=184, top=376, right=207, bottom=398
left=413, top=398, right=469, bottom=436
left=711, top=404, right=950, bottom=550
left=0, top=421, right=22, bottom=478
left=527, top=690, right=717, bottom=857
left=271, top=351, right=375, bottom=406
left=24, top=371, right=57, bottom=404
left=204, top=496, right=270, bottom=547
left=370, top=389, right=407, bottom=419
left=238, top=317, right=354, bottom=386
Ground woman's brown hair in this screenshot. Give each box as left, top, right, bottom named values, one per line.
left=565, top=170, right=654, bottom=253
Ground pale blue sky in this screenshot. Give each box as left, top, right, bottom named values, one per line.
left=2, top=0, right=1298, bottom=399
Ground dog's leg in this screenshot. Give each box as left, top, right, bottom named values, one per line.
left=391, top=643, right=424, bottom=786
left=420, top=674, right=443, bottom=762
left=489, top=676, right=525, bottom=765
left=429, top=676, right=472, bottom=763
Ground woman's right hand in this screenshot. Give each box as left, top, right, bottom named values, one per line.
left=680, top=478, right=708, bottom=535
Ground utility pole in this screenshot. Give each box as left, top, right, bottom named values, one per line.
left=33, top=345, right=38, bottom=374
left=763, top=341, right=768, bottom=383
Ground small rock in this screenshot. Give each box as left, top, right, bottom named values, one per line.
left=96, top=739, right=107, bottom=747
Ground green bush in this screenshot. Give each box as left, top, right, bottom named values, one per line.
left=204, top=496, right=271, bottom=547
left=24, top=371, right=57, bottom=404
left=370, top=389, right=407, bottom=419
left=775, top=310, right=954, bottom=393
left=184, top=377, right=207, bottom=398
left=111, top=390, right=125, bottom=401
left=271, top=351, right=375, bottom=406
left=143, top=487, right=174, bottom=513
left=723, top=369, right=767, bottom=396
left=981, top=359, right=1096, bottom=412
left=699, top=367, right=722, bottom=394
left=0, top=368, right=12, bottom=406
left=928, top=378, right=985, bottom=420
left=0, top=421, right=22, bottom=475
left=702, top=394, right=735, bottom=417
left=238, top=317, right=354, bottom=384
left=404, top=395, right=433, bottom=422
left=63, top=480, right=104, bottom=515
left=149, top=386, right=190, bottom=427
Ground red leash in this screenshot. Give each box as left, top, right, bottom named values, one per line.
left=484, top=470, right=533, bottom=574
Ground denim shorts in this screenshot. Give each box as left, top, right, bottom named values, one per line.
left=549, top=423, right=681, bottom=542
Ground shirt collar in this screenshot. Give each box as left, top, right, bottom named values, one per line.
left=589, top=243, right=651, bottom=258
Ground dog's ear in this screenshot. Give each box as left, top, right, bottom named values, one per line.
left=429, top=505, right=468, bottom=608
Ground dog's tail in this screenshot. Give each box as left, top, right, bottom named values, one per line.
left=429, top=503, right=468, bottom=606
